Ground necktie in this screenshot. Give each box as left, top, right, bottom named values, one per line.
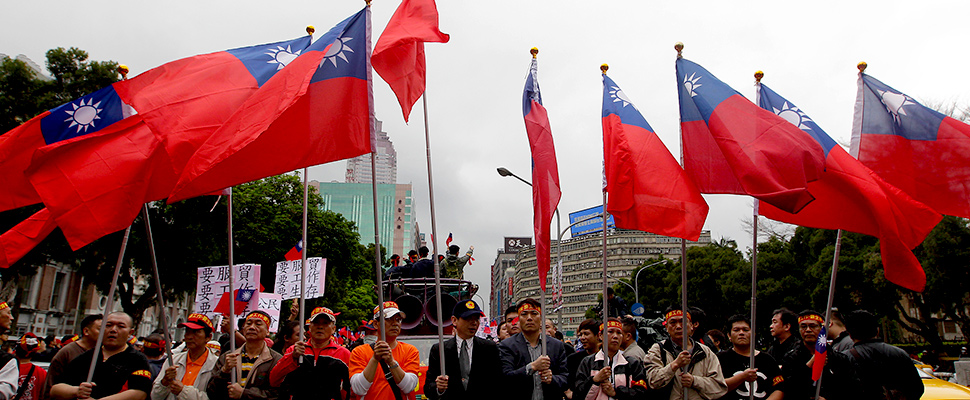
left=459, top=340, right=470, bottom=389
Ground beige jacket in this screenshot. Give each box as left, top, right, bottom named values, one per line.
left=151, top=350, right=219, bottom=400
left=645, top=340, right=726, bottom=400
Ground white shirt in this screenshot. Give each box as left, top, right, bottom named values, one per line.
left=456, top=336, right=474, bottom=366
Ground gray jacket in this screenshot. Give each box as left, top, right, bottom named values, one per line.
left=151, top=349, right=219, bottom=400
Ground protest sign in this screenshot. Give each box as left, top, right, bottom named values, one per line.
left=194, top=264, right=261, bottom=316
left=257, top=293, right=283, bottom=332
left=274, top=258, right=326, bottom=300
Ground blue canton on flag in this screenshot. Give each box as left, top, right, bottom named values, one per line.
left=236, top=288, right=256, bottom=302
left=226, top=35, right=313, bottom=87
left=39, top=85, right=136, bottom=145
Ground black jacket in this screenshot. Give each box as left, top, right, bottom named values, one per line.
left=844, top=340, right=923, bottom=400
left=498, top=333, right=569, bottom=400
left=424, top=336, right=501, bottom=400
left=782, top=343, right=860, bottom=400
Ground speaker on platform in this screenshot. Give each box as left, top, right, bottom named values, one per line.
left=425, top=294, right=457, bottom=327
left=393, top=294, right=424, bottom=329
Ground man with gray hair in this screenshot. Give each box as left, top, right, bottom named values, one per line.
left=52, top=312, right=152, bottom=400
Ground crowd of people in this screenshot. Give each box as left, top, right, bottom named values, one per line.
left=385, top=245, right=474, bottom=280
left=0, top=292, right=927, bottom=400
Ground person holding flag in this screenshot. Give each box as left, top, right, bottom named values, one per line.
left=348, top=302, right=420, bottom=400
left=644, top=307, right=726, bottom=400
left=780, top=311, right=858, bottom=400
left=151, top=314, right=218, bottom=400
left=497, top=299, right=568, bottom=400
left=574, top=319, right=648, bottom=400
left=206, top=311, right=282, bottom=400
left=439, top=244, right=474, bottom=280
left=269, top=307, right=350, bottom=400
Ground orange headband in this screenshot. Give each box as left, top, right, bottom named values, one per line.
left=0, top=302, right=9, bottom=310
left=246, top=312, right=271, bottom=326
left=601, top=320, right=623, bottom=331
left=517, top=303, right=540, bottom=314
left=798, top=314, right=824, bottom=324
left=664, top=310, right=691, bottom=321
left=144, top=340, right=166, bottom=349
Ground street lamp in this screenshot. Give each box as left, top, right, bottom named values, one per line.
left=633, top=260, right=668, bottom=305
left=606, top=273, right=635, bottom=297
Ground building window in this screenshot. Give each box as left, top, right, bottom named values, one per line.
left=50, top=272, right=66, bottom=309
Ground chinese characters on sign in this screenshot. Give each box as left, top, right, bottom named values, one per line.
left=257, top=293, right=283, bottom=333
left=274, top=258, right=327, bottom=300
left=194, top=264, right=262, bottom=316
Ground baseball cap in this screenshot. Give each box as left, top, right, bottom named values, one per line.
left=306, top=307, right=340, bottom=325
left=179, top=313, right=215, bottom=333
left=18, top=333, right=40, bottom=353
left=373, top=301, right=405, bottom=320
left=359, top=319, right=378, bottom=332
left=453, top=300, right=485, bottom=319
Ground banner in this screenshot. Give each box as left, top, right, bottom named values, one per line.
left=274, top=257, right=327, bottom=300
left=257, top=293, right=283, bottom=333
left=552, top=259, right=564, bottom=310
left=194, top=264, right=261, bottom=316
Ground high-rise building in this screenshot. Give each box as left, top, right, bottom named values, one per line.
left=0, top=54, right=52, bottom=81
left=510, top=228, right=712, bottom=337
left=311, top=181, right=420, bottom=256
left=490, top=237, right=531, bottom=318
left=346, top=119, right=396, bottom=184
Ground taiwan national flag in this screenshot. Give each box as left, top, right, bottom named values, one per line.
left=757, top=83, right=940, bottom=291
left=851, top=73, right=970, bottom=219
left=445, top=233, right=453, bottom=247
left=10, top=34, right=314, bottom=252
left=813, top=325, right=827, bottom=381
left=169, top=8, right=372, bottom=202
left=602, top=74, right=708, bottom=241
left=284, top=240, right=303, bottom=262
left=0, top=84, right=137, bottom=213
left=0, top=208, right=58, bottom=268
left=676, top=58, right=826, bottom=213
left=214, top=289, right=257, bottom=316
left=522, top=55, right=561, bottom=292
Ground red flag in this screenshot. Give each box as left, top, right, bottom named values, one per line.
left=284, top=240, right=303, bottom=262
left=0, top=118, right=45, bottom=211
left=757, top=83, right=940, bottom=291
left=24, top=116, right=171, bottom=250
left=522, top=55, right=561, bottom=292
left=213, top=289, right=256, bottom=316
left=602, top=74, right=709, bottom=241
left=168, top=9, right=371, bottom=202
left=372, top=0, right=450, bottom=122
left=0, top=208, right=57, bottom=268
left=677, top=58, right=825, bottom=214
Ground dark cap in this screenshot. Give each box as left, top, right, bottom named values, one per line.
left=453, top=300, right=485, bottom=319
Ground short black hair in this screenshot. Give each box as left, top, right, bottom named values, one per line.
left=448, top=245, right=460, bottom=255
left=408, top=250, right=418, bottom=256
left=504, top=306, right=518, bottom=319
left=845, top=310, right=879, bottom=341
left=81, top=314, right=103, bottom=329
left=620, top=317, right=638, bottom=336
left=390, top=254, right=400, bottom=260
left=606, top=287, right=615, bottom=296
left=278, top=320, right=300, bottom=341
left=726, top=314, right=750, bottom=331
left=419, top=246, right=430, bottom=257
left=44, top=335, right=56, bottom=345
left=773, top=308, right=797, bottom=328
left=688, top=306, right=707, bottom=326
left=830, top=309, right=845, bottom=327
left=578, top=319, right=601, bottom=334
left=516, top=298, right=541, bottom=311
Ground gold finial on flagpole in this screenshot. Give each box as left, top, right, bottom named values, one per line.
left=531, top=47, right=539, bottom=58
left=675, top=42, right=684, bottom=59
left=306, top=26, right=315, bottom=35
left=857, top=61, right=867, bottom=73
left=755, top=71, right=763, bottom=83
left=118, top=65, right=129, bottom=80
left=600, top=64, right=609, bottom=74
left=365, top=0, right=371, bottom=5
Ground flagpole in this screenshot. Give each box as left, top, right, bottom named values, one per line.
left=814, top=229, right=842, bottom=400
left=675, top=42, right=690, bottom=400
left=531, top=48, right=548, bottom=357
left=749, top=71, right=765, bottom=400
left=299, top=25, right=315, bottom=358
left=85, top=224, right=132, bottom=383
left=227, top=187, right=239, bottom=384
left=421, top=92, right=447, bottom=372
left=600, top=192, right=609, bottom=367
left=140, top=204, right=175, bottom=363
left=364, top=1, right=387, bottom=342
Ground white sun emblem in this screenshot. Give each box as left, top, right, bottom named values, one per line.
left=321, top=35, right=354, bottom=68
left=265, top=45, right=302, bottom=70
left=772, top=102, right=813, bottom=130
left=877, top=90, right=917, bottom=123
left=609, top=86, right=636, bottom=109
left=64, top=98, right=103, bottom=133
left=683, top=72, right=702, bottom=97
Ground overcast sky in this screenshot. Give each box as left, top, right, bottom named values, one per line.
left=4, top=1, right=969, bottom=318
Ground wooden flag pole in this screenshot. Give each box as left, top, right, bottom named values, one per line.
left=141, top=204, right=175, bottom=363
left=85, top=224, right=132, bottom=383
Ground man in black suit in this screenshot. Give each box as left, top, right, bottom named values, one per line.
left=499, top=298, right=568, bottom=400
left=425, top=300, right=500, bottom=400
